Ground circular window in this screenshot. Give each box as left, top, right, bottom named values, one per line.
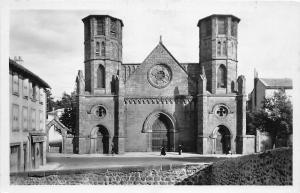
left=148, top=64, right=172, bottom=88
left=94, top=106, right=107, bottom=118
left=215, top=105, right=228, bottom=118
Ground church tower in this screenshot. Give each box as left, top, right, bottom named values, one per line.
left=75, top=15, right=125, bottom=154
left=197, top=15, right=248, bottom=155
left=198, top=15, right=239, bottom=94
left=82, top=15, right=123, bottom=95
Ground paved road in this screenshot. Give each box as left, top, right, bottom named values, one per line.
left=37, top=152, right=238, bottom=171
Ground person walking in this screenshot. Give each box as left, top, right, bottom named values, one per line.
left=111, top=144, right=115, bottom=156
left=160, top=146, right=166, bottom=156
left=178, top=144, right=183, bottom=155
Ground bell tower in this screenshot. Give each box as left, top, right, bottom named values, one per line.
left=82, top=15, right=123, bottom=95
left=197, top=14, right=240, bottom=94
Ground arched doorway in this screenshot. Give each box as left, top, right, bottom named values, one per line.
left=212, top=125, right=231, bottom=154
left=143, top=112, right=176, bottom=152
left=46, top=118, right=70, bottom=154
left=90, top=125, right=109, bottom=154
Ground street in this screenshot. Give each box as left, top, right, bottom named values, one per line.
left=36, top=152, right=240, bottom=171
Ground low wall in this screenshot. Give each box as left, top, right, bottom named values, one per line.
left=180, top=147, right=292, bottom=185
left=10, top=148, right=292, bottom=185
left=10, top=164, right=209, bottom=185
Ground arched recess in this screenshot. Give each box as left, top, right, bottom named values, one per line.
left=217, top=64, right=227, bottom=88
left=142, top=112, right=176, bottom=152
left=46, top=118, right=71, bottom=153
left=211, top=125, right=232, bottom=154
left=101, top=42, right=105, bottom=56
left=97, top=64, right=105, bottom=88
left=90, top=125, right=110, bottom=154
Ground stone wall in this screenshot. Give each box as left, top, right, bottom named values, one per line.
left=181, top=147, right=292, bottom=185
left=11, top=145, right=291, bottom=185
left=11, top=164, right=208, bottom=185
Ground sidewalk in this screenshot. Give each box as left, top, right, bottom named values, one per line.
left=47, top=151, right=242, bottom=158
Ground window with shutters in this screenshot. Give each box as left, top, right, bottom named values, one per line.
left=97, top=19, right=105, bottom=35
left=39, top=89, right=44, bottom=104
left=12, top=73, right=19, bottom=95
left=218, top=18, right=226, bottom=34
left=32, top=84, right=37, bottom=101
left=12, top=104, right=19, bottom=132
left=29, top=82, right=33, bottom=99
left=23, top=79, right=29, bottom=99
left=31, top=108, right=36, bottom=131
left=22, top=107, right=28, bottom=132
left=39, top=110, right=43, bottom=131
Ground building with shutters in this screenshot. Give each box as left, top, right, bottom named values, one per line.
left=9, top=58, right=50, bottom=172
left=74, top=14, right=254, bottom=155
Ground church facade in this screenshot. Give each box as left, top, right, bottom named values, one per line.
left=74, top=14, right=251, bottom=155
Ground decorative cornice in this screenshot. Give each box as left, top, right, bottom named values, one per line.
left=124, top=96, right=194, bottom=105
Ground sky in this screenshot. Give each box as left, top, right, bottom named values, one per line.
left=9, top=1, right=300, bottom=99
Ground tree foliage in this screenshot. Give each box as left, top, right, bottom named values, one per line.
left=58, top=92, right=76, bottom=134
left=246, top=90, right=293, bottom=147
left=46, top=90, right=77, bottom=134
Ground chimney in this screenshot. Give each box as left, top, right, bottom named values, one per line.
left=14, top=56, right=24, bottom=65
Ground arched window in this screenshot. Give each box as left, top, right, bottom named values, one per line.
left=97, top=65, right=105, bottom=88
left=101, top=42, right=105, bottom=56
left=217, top=41, right=221, bottom=56
left=217, top=65, right=226, bottom=88
left=222, top=41, right=226, bottom=56
left=95, top=42, right=100, bottom=56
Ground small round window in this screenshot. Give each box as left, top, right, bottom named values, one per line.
left=94, top=106, right=107, bottom=118
left=215, top=105, right=228, bottom=117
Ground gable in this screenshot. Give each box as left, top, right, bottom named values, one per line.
left=124, top=43, right=197, bottom=97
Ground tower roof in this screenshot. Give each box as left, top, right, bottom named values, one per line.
left=82, top=15, right=124, bottom=26
left=197, top=14, right=240, bottom=26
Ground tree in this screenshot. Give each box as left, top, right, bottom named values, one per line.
left=246, top=90, right=292, bottom=147
left=45, top=89, right=54, bottom=112
left=58, top=91, right=77, bottom=135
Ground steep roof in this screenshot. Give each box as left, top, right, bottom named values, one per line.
left=9, top=59, right=51, bottom=88
left=259, top=78, right=293, bottom=89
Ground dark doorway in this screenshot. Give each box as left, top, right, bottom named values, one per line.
left=96, top=125, right=109, bottom=154
left=151, top=113, right=173, bottom=151
left=215, top=125, right=231, bottom=154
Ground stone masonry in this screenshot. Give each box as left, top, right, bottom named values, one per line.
left=74, top=14, right=251, bottom=155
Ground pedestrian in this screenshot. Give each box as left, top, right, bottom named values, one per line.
left=178, top=144, right=183, bottom=155
left=111, top=144, right=115, bottom=156
left=160, top=146, right=166, bottom=156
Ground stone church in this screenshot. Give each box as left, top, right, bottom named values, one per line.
left=74, top=14, right=251, bottom=155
